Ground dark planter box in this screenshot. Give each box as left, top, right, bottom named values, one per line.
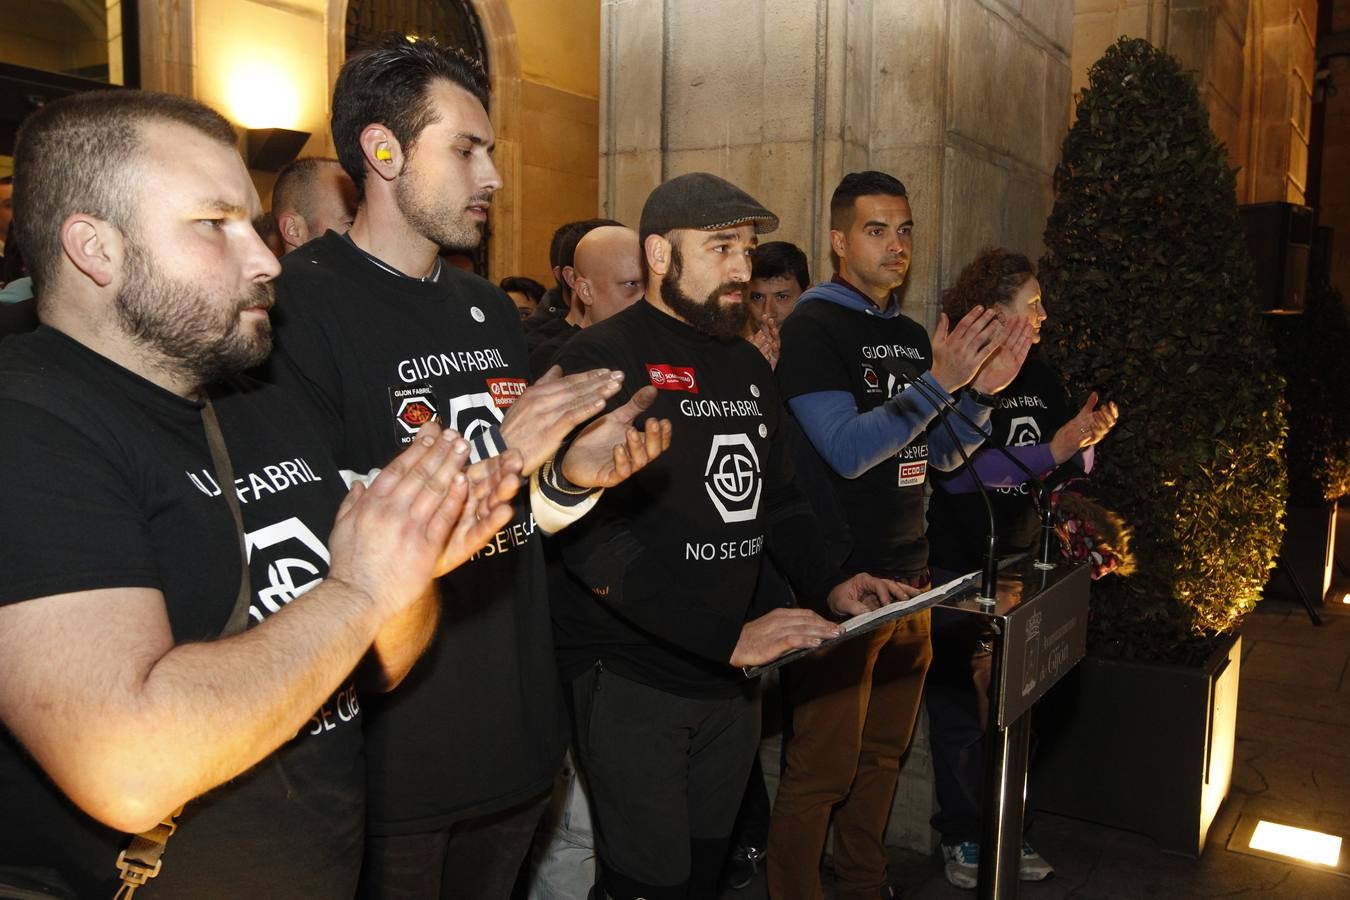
left=1265, top=502, right=1338, bottom=605
left=1030, top=634, right=1241, bottom=857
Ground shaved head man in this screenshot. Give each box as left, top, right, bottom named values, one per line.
left=572, top=225, right=643, bottom=327
left=271, top=158, right=357, bottom=253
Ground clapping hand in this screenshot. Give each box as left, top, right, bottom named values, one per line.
left=560, top=386, right=673, bottom=489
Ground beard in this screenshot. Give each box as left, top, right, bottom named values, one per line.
left=114, top=240, right=274, bottom=389
left=659, top=244, right=749, bottom=340
left=395, top=164, right=488, bottom=253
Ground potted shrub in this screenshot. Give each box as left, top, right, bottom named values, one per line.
left=1028, top=37, right=1288, bottom=857
left=1265, top=275, right=1350, bottom=609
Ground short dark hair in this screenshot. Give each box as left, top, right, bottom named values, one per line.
left=500, top=275, right=545, bottom=304
left=548, top=218, right=622, bottom=289
left=829, top=170, right=908, bottom=232
left=942, top=247, right=1035, bottom=322
left=272, top=156, right=340, bottom=219
left=331, top=36, right=490, bottom=201
left=13, top=90, right=236, bottom=294
left=751, top=241, right=810, bottom=291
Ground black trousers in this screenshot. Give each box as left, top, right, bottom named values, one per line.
left=569, top=662, right=758, bottom=900
left=357, top=791, right=550, bottom=900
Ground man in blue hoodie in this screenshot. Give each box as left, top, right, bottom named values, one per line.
left=766, top=171, right=1032, bottom=900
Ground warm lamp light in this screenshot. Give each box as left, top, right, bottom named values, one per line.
left=1249, top=820, right=1343, bottom=866
left=225, top=61, right=302, bottom=130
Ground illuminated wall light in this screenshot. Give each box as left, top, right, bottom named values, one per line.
left=1340, top=591, right=1350, bottom=605
left=1249, top=820, right=1343, bottom=866
left=225, top=61, right=302, bottom=130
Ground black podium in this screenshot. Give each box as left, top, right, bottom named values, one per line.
left=936, top=559, right=1091, bottom=899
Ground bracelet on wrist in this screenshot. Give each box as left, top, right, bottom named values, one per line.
left=966, top=386, right=1000, bottom=407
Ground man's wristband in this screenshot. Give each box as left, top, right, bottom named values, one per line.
left=966, top=386, right=1000, bottom=408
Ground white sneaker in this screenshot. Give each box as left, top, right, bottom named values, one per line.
left=941, top=841, right=979, bottom=889
left=1018, top=843, right=1054, bottom=881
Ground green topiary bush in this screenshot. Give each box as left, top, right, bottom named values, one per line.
left=1038, top=37, right=1288, bottom=663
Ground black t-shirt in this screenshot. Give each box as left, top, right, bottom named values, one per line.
left=551, top=300, right=842, bottom=698
left=777, top=298, right=935, bottom=575
left=0, top=328, right=362, bottom=898
left=926, top=352, right=1072, bottom=572
left=267, top=231, right=566, bottom=833
left=528, top=319, right=581, bottom=379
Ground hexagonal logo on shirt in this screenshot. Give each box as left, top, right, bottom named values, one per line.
left=244, top=516, right=332, bottom=623
left=1007, top=416, right=1042, bottom=447
left=445, top=390, right=506, bottom=445
left=704, top=433, right=762, bottom=524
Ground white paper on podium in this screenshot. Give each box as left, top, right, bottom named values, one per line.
left=742, top=570, right=980, bottom=677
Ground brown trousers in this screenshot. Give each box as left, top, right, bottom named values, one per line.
left=766, top=611, right=933, bottom=900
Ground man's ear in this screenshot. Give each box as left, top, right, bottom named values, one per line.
left=574, top=276, right=594, bottom=308
left=560, top=265, right=580, bottom=292
left=359, top=125, right=403, bottom=183
left=645, top=234, right=671, bottom=277
left=59, top=214, right=120, bottom=288
left=276, top=210, right=309, bottom=251
left=829, top=228, right=847, bottom=261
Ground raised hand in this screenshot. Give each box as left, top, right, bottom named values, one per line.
left=825, top=573, right=924, bottom=618
left=728, top=607, right=842, bottom=668
left=930, top=305, right=1007, bottom=393
left=499, top=366, right=626, bottom=475
left=749, top=314, right=781, bottom=369
left=438, top=449, right=524, bottom=573
left=1049, top=391, right=1119, bottom=464
left=328, top=422, right=488, bottom=617
left=971, top=313, right=1034, bottom=395
left=560, top=385, right=673, bottom=489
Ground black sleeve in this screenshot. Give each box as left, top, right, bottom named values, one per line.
left=0, top=401, right=160, bottom=606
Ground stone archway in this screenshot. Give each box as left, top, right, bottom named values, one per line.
left=324, top=0, right=524, bottom=278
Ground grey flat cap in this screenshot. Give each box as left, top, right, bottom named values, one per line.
left=639, top=172, right=779, bottom=242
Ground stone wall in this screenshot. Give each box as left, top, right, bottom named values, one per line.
left=600, top=0, right=1072, bottom=330
left=1319, top=0, right=1350, bottom=292
left=508, top=0, right=602, bottom=284
left=1241, top=0, right=1318, bottom=203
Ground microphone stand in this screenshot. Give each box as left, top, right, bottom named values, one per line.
left=893, top=365, right=1059, bottom=571
left=897, top=370, right=1000, bottom=604
left=893, top=364, right=1051, bottom=899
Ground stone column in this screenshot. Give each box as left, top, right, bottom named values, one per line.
left=600, top=0, right=1072, bottom=329
left=137, top=0, right=195, bottom=97
left=1240, top=0, right=1318, bottom=203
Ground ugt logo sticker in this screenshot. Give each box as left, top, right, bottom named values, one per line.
left=646, top=363, right=699, bottom=394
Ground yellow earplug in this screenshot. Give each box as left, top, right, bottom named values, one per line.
left=376, top=147, right=392, bottom=161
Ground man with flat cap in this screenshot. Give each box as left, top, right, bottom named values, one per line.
left=549, top=172, right=921, bottom=900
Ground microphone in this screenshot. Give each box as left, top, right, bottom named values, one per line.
left=884, top=359, right=1060, bottom=571
left=884, top=361, right=1000, bottom=603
